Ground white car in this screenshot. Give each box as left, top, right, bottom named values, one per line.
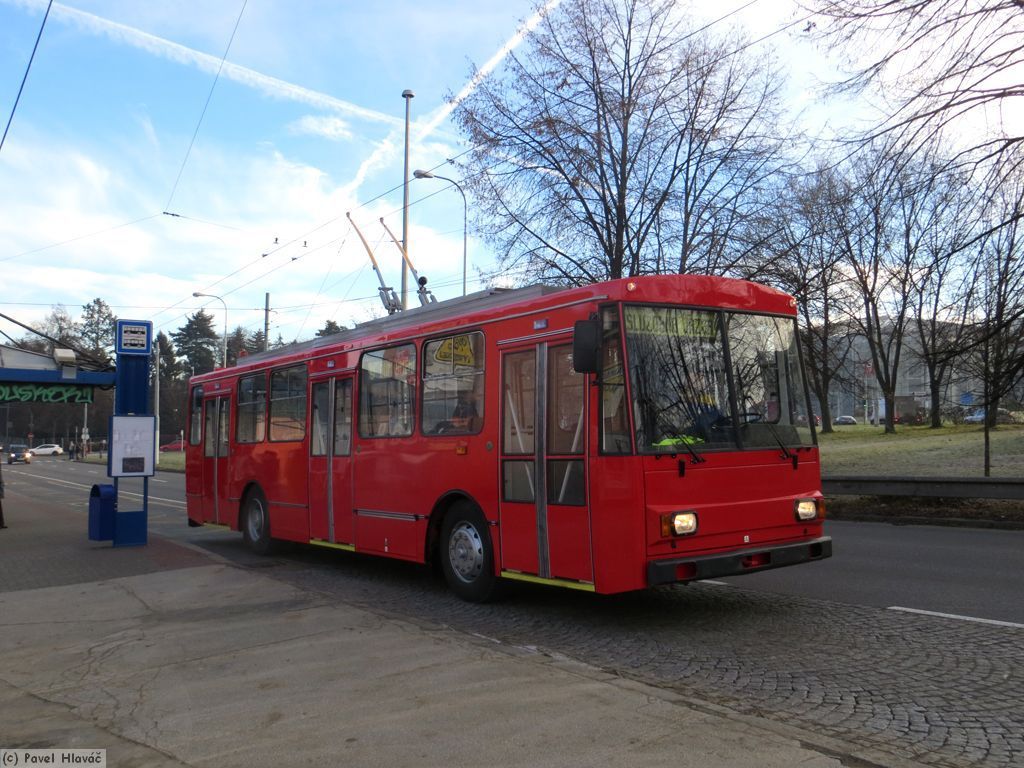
left=30, top=444, right=64, bottom=456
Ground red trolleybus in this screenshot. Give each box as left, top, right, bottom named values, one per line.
left=185, top=275, right=830, bottom=601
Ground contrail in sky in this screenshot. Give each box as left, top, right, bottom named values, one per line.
left=5, top=0, right=401, bottom=126
left=417, top=0, right=564, bottom=139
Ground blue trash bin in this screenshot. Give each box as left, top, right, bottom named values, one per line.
left=88, top=484, right=116, bottom=541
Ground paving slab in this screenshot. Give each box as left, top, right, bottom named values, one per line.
left=0, top=564, right=849, bottom=768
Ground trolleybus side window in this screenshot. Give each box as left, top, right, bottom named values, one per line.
left=203, top=400, right=216, bottom=457
left=547, top=345, right=585, bottom=505
left=422, top=331, right=484, bottom=435
left=189, top=386, right=203, bottom=445
left=269, top=365, right=308, bottom=442
left=309, top=379, right=351, bottom=456
left=599, top=307, right=630, bottom=454
left=502, top=349, right=536, bottom=503
left=359, top=344, right=416, bottom=438
left=236, top=373, right=267, bottom=444
left=310, top=382, right=329, bottom=456
left=334, top=379, right=353, bottom=456
left=217, top=398, right=230, bottom=457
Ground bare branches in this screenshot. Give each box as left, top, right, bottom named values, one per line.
left=453, top=0, right=788, bottom=281
left=807, top=0, right=1024, bottom=181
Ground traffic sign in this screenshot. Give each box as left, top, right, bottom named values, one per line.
left=115, top=320, right=153, bottom=356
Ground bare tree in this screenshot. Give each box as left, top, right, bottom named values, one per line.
left=830, top=144, right=932, bottom=433
left=454, top=0, right=788, bottom=283
left=907, top=161, right=980, bottom=427
left=962, top=163, right=1024, bottom=472
left=766, top=165, right=858, bottom=432
left=807, top=1, right=1024, bottom=181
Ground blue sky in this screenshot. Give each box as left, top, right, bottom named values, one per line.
left=0, top=0, right=823, bottom=345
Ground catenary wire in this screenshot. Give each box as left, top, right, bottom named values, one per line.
left=0, top=0, right=53, bottom=156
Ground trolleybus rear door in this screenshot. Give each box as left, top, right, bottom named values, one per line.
left=500, top=343, right=593, bottom=585
left=308, top=377, right=354, bottom=545
left=201, top=395, right=231, bottom=525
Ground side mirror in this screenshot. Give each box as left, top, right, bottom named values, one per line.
left=572, top=319, right=601, bottom=375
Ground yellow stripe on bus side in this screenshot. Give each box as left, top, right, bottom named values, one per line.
left=500, top=571, right=596, bottom=592
left=309, top=539, right=356, bottom=552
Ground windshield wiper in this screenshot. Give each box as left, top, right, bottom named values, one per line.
left=760, top=421, right=798, bottom=469
left=655, top=425, right=707, bottom=465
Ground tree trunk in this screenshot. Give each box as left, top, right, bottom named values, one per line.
left=818, top=399, right=834, bottom=434
left=883, top=392, right=897, bottom=434
left=929, top=379, right=942, bottom=428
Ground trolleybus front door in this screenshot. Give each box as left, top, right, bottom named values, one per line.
left=201, top=395, right=231, bottom=525
left=308, top=377, right=355, bottom=545
left=500, top=343, right=593, bottom=585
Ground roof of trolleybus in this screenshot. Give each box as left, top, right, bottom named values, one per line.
left=189, top=275, right=798, bottom=384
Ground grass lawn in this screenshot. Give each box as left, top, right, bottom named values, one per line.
left=818, top=423, right=1024, bottom=478
left=82, top=452, right=185, bottom=472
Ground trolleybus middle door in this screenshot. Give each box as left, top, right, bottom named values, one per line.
left=500, top=343, right=593, bottom=585
left=202, top=394, right=231, bottom=525
left=309, top=377, right=354, bottom=545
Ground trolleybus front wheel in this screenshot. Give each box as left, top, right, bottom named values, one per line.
left=242, top=488, right=275, bottom=556
left=441, top=502, right=498, bottom=602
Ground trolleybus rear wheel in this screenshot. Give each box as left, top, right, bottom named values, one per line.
left=242, top=488, right=274, bottom=555
left=441, top=502, right=498, bottom=602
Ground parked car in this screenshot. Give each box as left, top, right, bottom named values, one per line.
left=159, top=441, right=185, bottom=452
left=8, top=444, right=32, bottom=464
left=832, top=415, right=858, bottom=425
left=965, top=408, right=1015, bottom=424
left=30, top=444, right=63, bottom=456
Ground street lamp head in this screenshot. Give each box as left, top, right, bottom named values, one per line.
left=402, top=89, right=415, bottom=99
left=192, top=291, right=202, bottom=297
left=413, top=169, right=434, bottom=179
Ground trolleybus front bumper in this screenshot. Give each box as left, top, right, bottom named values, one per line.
left=646, top=536, right=832, bottom=586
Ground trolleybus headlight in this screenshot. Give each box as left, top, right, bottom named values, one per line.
left=661, top=511, right=698, bottom=537
left=795, top=499, right=819, bottom=521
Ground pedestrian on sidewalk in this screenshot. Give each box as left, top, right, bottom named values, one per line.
left=69, top=442, right=76, bottom=461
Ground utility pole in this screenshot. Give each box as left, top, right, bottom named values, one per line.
left=264, top=293, right=270, bottom=351
left=154, top=351, right=160, bottom=468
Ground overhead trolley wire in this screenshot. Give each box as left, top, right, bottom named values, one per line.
left=0, top=0, right=53, bottom=156
left=164, top=0, right=249, bottom=211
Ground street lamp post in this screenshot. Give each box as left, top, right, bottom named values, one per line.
left=192, top=291, right=227, bottom=369
left=401, top=89, right=415, bottom=310
left=413, top=169, right=468, bottom=296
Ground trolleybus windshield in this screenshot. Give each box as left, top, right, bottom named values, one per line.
left=621, top=305, right=814, bottom=453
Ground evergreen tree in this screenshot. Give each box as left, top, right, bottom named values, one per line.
left=171, top=311, right=219, bottom=375
left=77, top=298, right=117, bottom=363
left=155, top=331, right=183, bottom=382
left=226, top=325, right=249, bottom=366
left=246, top=329, right=267, bottom=354
left=316, top=319, right=344, bottom=337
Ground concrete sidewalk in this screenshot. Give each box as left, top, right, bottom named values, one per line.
left=0, top=488, right=860, bottom=767
left=1, top=564, right=854, bottom=768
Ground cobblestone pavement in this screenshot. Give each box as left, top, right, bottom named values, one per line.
left=207, top=541, right=1022, bottom=768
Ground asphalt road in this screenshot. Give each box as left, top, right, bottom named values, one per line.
left=6, top=455, right=1024, bottom=625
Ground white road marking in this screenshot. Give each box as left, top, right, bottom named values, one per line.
left=702, top=580, right=729, bottom=586
left=888, top=606, right=1024, bottom=629
left=6, top=469, right=186, bottom=508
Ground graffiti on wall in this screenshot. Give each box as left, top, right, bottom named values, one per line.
left=0, top=383, right=95, bottom=404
